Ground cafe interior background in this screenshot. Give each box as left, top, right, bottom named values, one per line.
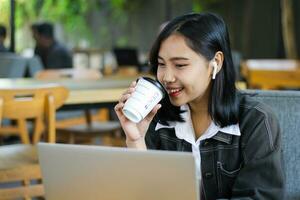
left=0, top=0, right=300, bottom=199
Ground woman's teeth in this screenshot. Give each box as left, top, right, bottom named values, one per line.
left=168, top=88, right=183, bottom=94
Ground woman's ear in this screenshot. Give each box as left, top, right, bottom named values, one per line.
left=210, top=51, right=224, bottom=79
left=214, top=51, right=224, bottom=70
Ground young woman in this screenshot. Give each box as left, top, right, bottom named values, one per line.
left=115, top=12, right=284, bottom=199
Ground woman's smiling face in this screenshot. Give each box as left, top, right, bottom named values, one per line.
left=157, top=34, right=213, bottom=107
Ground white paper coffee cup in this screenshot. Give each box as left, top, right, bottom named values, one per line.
left=122, top=77, right=165, bottom=123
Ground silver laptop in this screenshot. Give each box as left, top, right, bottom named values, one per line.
left=38, top=143, right=199, bottom=200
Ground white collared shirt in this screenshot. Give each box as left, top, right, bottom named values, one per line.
left=155, top=104, right=241, bottom=180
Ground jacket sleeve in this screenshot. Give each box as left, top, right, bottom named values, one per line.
left=222, top=106, right=285, bottom=199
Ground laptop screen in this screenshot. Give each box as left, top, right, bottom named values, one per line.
left=38, top=143, right=199, bottom=200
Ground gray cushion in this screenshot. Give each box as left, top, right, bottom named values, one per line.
left=242, top=90, right=300, bottom=200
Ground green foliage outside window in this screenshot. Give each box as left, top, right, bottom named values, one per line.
left=0, top=0, right=136, bottom=48
left=15, top=0, right=91, bottom=43
left=0, top=0, right=10, bottom=27
left=0, top=0, right=211, bottom=50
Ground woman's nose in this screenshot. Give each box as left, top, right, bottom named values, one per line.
left=162, top=69, right=176, bottom=83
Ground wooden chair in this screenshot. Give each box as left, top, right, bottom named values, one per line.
left=0, top=84, right=68, bottom=199
left=0, top=85, right=68, bottom=144
left=35, top=68, right=123, bottom=146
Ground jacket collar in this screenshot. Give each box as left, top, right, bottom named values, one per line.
left=155, top=104, right=241, bottom=145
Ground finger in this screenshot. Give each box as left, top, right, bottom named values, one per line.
left=114, top=102, right=124, bottom=111
left=144, top=104, right=161, bottom=122
left=130, top=81, right=137, bottom=87
left=120, top=87, right=135, bottom=103
left=120, top=84, right=136, bottom=103
left=119, top=93, right=131, bottom=103
left=114, top=103, right=128, bottom=121
left=122, top=87, right=135, bottom=95
left=122, top=82, right=136, bottom=95
left=120, top=81, right=136, bottom=97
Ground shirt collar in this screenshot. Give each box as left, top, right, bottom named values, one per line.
left=155, top=104, right=241, bottom=145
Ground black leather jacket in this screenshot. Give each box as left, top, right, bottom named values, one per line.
left=145, top=94, right=285, bottom=200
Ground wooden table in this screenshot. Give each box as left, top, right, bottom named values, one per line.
left=0, top=75, right=141, bottom=109
left=241, top=59, right=300, bottom=90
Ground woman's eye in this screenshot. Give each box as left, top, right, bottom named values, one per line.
left=158, top=62, right=165, bottom=67
left=175, top=64, right=187, bottom=68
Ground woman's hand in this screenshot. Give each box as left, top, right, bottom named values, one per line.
left=114, top=81, right=161, bottom=148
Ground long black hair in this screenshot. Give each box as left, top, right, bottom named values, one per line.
left=150, top=12, right=239, bottom=127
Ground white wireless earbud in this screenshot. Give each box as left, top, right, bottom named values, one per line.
left=212, top=61, right=218, bottom=80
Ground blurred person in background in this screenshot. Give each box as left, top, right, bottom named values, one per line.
left=31, top=22, right=73, bottom=69
left=0, top=24, right=9, bottom=52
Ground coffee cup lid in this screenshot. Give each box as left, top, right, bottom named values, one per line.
left=139, top=77, right=166, bottom=98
